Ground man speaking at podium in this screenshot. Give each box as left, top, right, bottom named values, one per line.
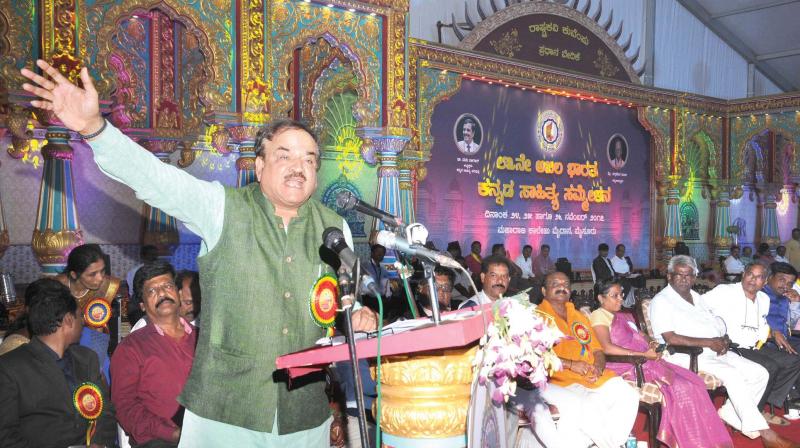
left=21, top=60, right=377, bottom=447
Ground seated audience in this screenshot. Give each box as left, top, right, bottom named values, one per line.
left=176, top=270, right=201, bottom=326
left=590, top=279, right=732, bottom=447
left=703, top=262, right=800, bottom=425
left=111, top=261, right=197, bottom=447
left=724, top=245, right=745, bottom=280
left=416, top=265, right=454, bottom=316
left=459, top=255, right=511, bottom=309
left=532, top=244, right=556, bottom=279
left=0, top=280, right=51, bottom=356
left=362, top=244, right=392, bottom=298
left=592, top=243, right=614, bottom=284
left=55, top=244, right=121, bottom=380
left=514, top=244, right=534, bottom=280
left=0, top=278, right=117, bottom=447
left=742, top=246, right=754, bottom=265
left=765, top=262, right=800, bottom=353
left=465, top=241, right=483, bottom=275
left=536, top=272, right=639, bottom=448
left=756, top=243, right=776, bottom=264
left=776, top=245, right=790, bottom=264
left=649, top=255, right=793, bottom=446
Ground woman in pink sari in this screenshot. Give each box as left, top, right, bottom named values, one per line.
left=589, top=279, right=733, bottom=448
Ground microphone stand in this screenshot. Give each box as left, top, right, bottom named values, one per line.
left=338, top=264, right=370, bottom=448
left=422, top=260, right=442, bottom=325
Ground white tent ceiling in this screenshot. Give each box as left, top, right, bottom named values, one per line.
left=677, top=0, right=800, bottom=92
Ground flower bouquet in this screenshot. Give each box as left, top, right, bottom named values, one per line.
left=475, top=291, right=563, bottom=405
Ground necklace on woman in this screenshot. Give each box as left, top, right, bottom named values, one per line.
left=68, top=277, right=90, bottom=299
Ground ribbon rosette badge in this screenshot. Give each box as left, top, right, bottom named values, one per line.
left=309, top=274, right=339, bottom=331
left=84, top=299, right=111, bottom=329
left=74, top=382, right=103, bottom=445
left=571, top=321, right=592, bottom=357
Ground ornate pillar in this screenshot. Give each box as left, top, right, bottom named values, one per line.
left=31, top=117, right=83, bottom=274
left=398, top=166, right=416, bottom=224
left=761, top=191, right=780, bottom=248
left=712, top=189, right=732, bottom=258
left=229, top=122, right=261, bottom=187
left=361, top=128, right=410, bottom=233
left=141, top=141, right=179, bottom=256
left=662, top=177, right=683, bottom=258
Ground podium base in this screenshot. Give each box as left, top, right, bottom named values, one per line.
left=375, top=345, right=477, bottom=447
left=382, top=433, right=466, bottom=448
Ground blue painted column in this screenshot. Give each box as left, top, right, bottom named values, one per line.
left=140, top=142, right=179, bottom=256
left=761, top=192, right=780, bottom=248
left=31, top=120, right=83, bottom=274
left=713, top=190, right=732, bottom=258
left=662, top=179, right=683, bottom=258
left=398, top=167, right=415, bottom=224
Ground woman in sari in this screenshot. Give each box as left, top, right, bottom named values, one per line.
left=589, top=279, right=733, bottom=448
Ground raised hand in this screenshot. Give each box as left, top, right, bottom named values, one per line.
left=20, top=59, right=104, bottom=136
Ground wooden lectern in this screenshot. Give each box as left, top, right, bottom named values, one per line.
left=276, top=311, right=487, bottom=448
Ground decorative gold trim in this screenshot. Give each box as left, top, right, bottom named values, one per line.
left=458, top=2, right=640, bottom=83
left=31, top=228, right=84, bottom=265
left=374, top=346, right=476, bottom=438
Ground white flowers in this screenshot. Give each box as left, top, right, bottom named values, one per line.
left=475, top=293, right=563, bottom=405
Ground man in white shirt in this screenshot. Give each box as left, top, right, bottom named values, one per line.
left=609, top=244, right=641, bottom=306
left=702, top=263, right=800, bottom=425
left=458, top=255, right=510, bottom=309
left=649, top=256, right=789, bottom=444
left=514, top=245, right=534, bottom=280
left=725, top=245, right=745, bottom=280
left=775, top=246, right=790, bottom=264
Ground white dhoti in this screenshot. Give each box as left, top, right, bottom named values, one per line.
left=666, top=351, right=769, bottom=434
left=538, top=377, right=639, bottom=448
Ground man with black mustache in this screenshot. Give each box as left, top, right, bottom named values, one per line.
left=111, top=261, right=196, bottom=447
left=21, top=59, right=378, bottom=447
left=458, top=255, right=511, bottom=309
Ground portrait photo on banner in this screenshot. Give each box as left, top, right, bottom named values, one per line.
left=454, top=113, right=484, bottom=155
left=607, top=133, right=629, bottom=170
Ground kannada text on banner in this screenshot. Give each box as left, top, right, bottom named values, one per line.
left=418, top=80, right=651, bottom=269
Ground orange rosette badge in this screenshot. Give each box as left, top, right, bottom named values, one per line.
left=73, top=382, right=103, bottom=445
left=83, top=298, right=111, bottom=329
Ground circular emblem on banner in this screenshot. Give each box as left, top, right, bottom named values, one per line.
left=309, top=275, right=339, bottom=328
left=536, top=110, right=564, bottom=154
left=571, top=321, right=592, bottom=357
left=84, top=299, right=111, bottom=329
left=74, top=382, right=103, bottom=420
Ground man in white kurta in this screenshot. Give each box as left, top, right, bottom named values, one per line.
left=514, top=245, right=535, bottom=280
left=649, top=256, right=771, bottom=439
left=703, top=264, right=800, bottom=423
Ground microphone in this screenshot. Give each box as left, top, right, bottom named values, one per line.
left=336, top=191, right=403, bottom=229
left=375, top=230, right=461, bottom=270
left=323, top=227, right=358, bottom=272
left=323, top=227, right=380, bottom=296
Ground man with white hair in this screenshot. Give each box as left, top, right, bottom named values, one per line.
left=649, top=256, right=793, bottom=446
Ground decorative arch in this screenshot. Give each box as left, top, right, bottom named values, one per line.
left=737, top=127, right=798, bottom=185
left=638, top=107, right=669, bottom=180
left=270, top=1, right=383, bottom=127
left=455, top=1, right=642, bottom=82
left=80, top=0, right=230, bottom=110
left=274, top=32, right=377, bottom=126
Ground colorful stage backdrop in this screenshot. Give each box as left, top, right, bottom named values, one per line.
left=418, top=79, right=651, bottom=269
